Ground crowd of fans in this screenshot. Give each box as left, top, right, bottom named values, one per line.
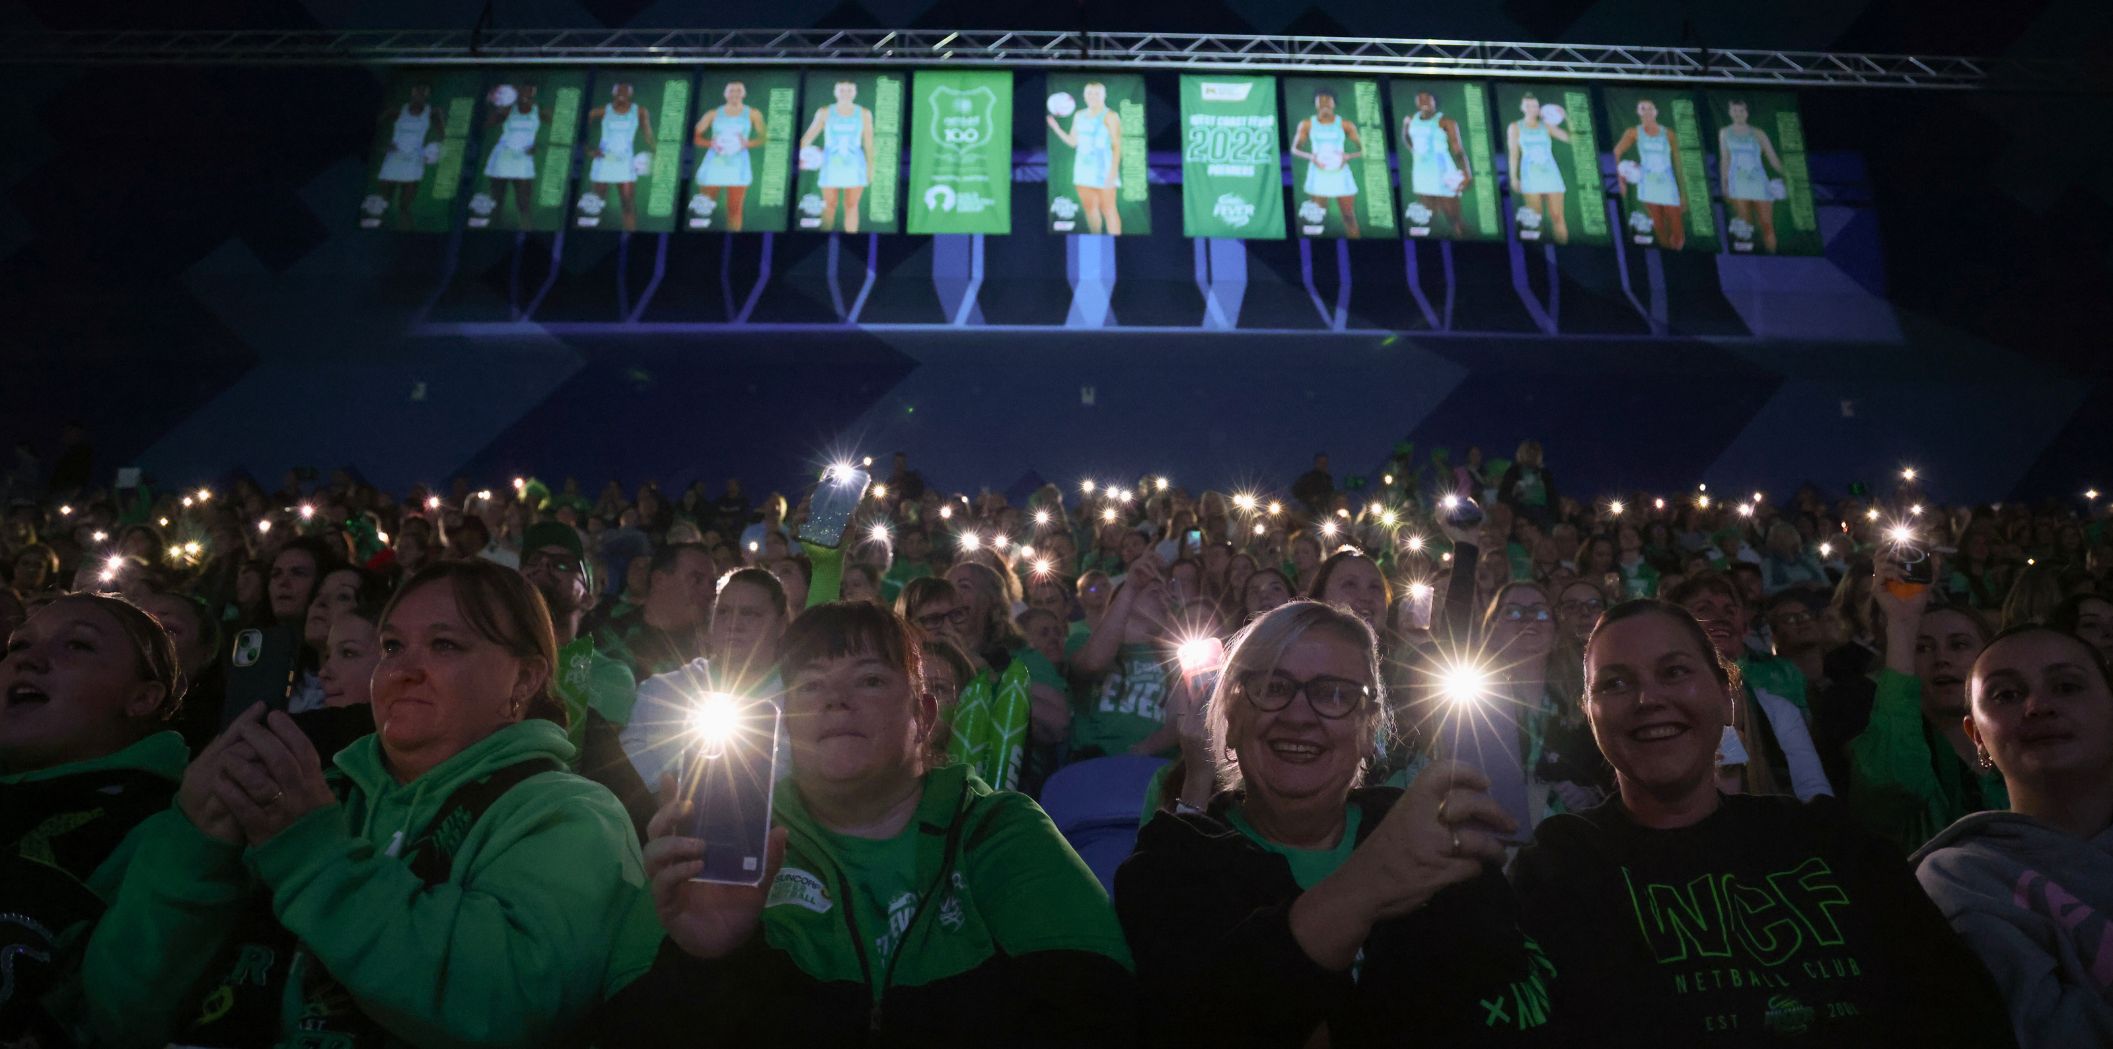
left=2, top=433, right=2109, bottom=1047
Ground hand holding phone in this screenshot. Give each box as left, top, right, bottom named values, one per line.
left=646, top=774, right=788, bottom=961
left=797, top=465, right=871, bottom=549
left=675, top=692, right=782, bottom=886
left=1433, top=672, right=1531, bottom=844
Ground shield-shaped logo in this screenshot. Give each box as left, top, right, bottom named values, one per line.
left=928, top=86, right=996, bottom=155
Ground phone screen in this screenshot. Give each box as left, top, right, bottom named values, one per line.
left=796, top=466, right=872, bottom=549
left=680, top=696, right=782, bottom=886
left=1182, top=528, right=1203, bottom=555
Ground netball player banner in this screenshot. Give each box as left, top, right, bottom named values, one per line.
left=1280, top=76, right=1396, bottom=239
left=1706, top=91, right=1820, bottom=256
left=1385, top=80, right=1502, bottom=242
left=790, top=71, right=905, bottom=234
left=907, top=70, right=1014, bottom=235
left=1180, top=75, right=1286, bottom=239
left=686, top=69, right=800, bottom=233
left=1493, top=83, right=1609, bottom=246
left=1600, top=86, right=1717, bottom=252
left=360, top=70, right=482, bottom=232
left=1044, top=72, right=1150, bottom=236
left=569, top=70, right=691, bottom=233
left=465, top=69, right=587, bottom=232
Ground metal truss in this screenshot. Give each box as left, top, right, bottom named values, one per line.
left=0, top=27, right=2081, bottom=90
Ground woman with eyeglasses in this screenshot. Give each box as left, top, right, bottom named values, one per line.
left=1117, top=600, right=1555, bottom=1047
left=1510, top=599, right=2014, bottom=1047
left=1484, top=582, right=1611, bottom=825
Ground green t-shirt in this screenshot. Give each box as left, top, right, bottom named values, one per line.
left=1064, top=621, right=1093, bottom=656
left=812, top=823, right=926, bottom=979
left=554, top=636, right=637, bottom=755
left=1071, top=642, right=1170, bottom=757
left=1225, top=804, right=1363, bottom=890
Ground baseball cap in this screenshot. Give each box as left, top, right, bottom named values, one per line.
left=522, top=521, right=593, bottom=589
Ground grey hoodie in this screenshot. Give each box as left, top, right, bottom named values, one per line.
left=1913, top=811, right=2113, bottom=1049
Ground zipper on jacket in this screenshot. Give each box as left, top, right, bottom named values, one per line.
left=872, top=785, right=973, bottom=1034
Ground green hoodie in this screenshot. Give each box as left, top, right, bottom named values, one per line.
left=1847, top=669, right=2009, bottom=856
left=3, top=730, right=188, bottom=900
left=81, top=719, right=664, bottom=1049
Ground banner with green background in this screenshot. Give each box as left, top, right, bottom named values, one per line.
left=788, top=71, right=904, bottom=233
left=568, top=70, right=691, bottom=233
left=1706, top=90, right=1822, bottom=256
left=1179, top=74, right=1286, bottom=239
left=1386, top=79, right=1502, bottom=242
left=1493, top=82, right=1609, bottom=246
left=1280, top=76, right=1396, bottom=239
left=1599, top=85, right=1718, bottom=252
left=1043, top=72, right=1149, bottom=236
left=907, top=69, right=1014, bottom=235
left=359, top=70, right=482, bottom=232
left=683, top=69, right=798, bottom=233
left=465, top=68, right=587, bottom=232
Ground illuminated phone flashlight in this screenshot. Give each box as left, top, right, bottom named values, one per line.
left=1320, top=521, right=1339, bottom=539
left=184, top=541, right=202, bottom=556
left=2088, top=489, right=2101, bottom=502
left=871, top=483, right=888, bottom=499
left=182, top=496, right=193, bottom=508
left=959, top=531, right=981, bottom=551
left=1081, top=480, right=1096, bottom=495
left=1404, top=533, right=1425, bottom=553
left=91, top=530, right=107, bottom=543
left=1233, top=493, right=1258, bottom=512
left=196, top=488, right=212, bottom=503
left=158, top=517, right=170, bottom=527
left=1864, top=508, right=1881, bottom=522
left=867, top=524, right=891, bottom=545
left=1252, top=522, right=1266, bottom=536
left=1751, top=492, right=1765, bottom=505
left=1736, top=503, right=1754, bottom=518
left=1652, top=498, right=1666, bottom=511
left=512, top=477, right=526, bottom=490
left=426, top=496, right=441, bottom=510
left=939, top=505, right=955, bottom=521
left=1818, top=541, right=1834, bottom=558
left=1100, top=507, right=1118, bottom=523
left=1034, top=509, right=1051, bottom=527
left=298, top=504, right=316, bottom=521
left=1698, top=483, right=1707, bottom=492
left=1439, top=494, right=1461, bottom=512
left=747, top=540, right=759, bottom=553
left=1886, top=523, right=1917, bottom=547
left=1379, top=509, right=1399, bottom=527
left=1154, top=477, right=1169, bottom=492
left=376, top=530, right=390, bottom=544
left=1383, top=473, right=1395, bottom=486
left=1901, top=466, right=1917, bottom=482
left=59, top=504, right=74, bottom=517
left=1908, top=504, right=1924, bottom=517
left=1031, top=557, right=1054, bottom=577
left=688, top=691, right=742, bottom=760
left=1176, top=634, right=1224, bottom=676
left=992, top=535, right=1011, bottom=551
left=476, top=490, right=492, bottom=502
left=1608, top=500, right=1625, bottom=516
left=1696, top=494, right=1712, bottom=509
left=105, top=554, right=125, bottom=575
left=1437, top=658, right=1493, bottom=706
left=166, top=544, right=182, bottom=560
left=1118, top=489, right=1134, bottom=504
left=861, top=456, right=873, bottom=468
left=1366, top=501, right=1383, bottom=517
left=1408, top=581, right=1435, bottom=601
left=1267, top=500, right=1283, bottom=516
left=257, top=520, right=272, bottom=535
left=1018, top=544, right=1036, bottom=559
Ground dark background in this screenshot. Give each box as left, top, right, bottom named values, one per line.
left=3, top=0, right=2108, bottom=505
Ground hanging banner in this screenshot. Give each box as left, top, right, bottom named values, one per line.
left=1493, top=83, right=1609, bottom=246
left=907, top=70, right=1014, bottom=235
left=1599, top=86, right=1718, bottom=252
left=569, top=70, right=690, bottom=232
left=1179, top=75, right=1286, bottom=240
left=465, top=69, right=587, bottom=232
left=682, top=70, right=798, bottom=233
left=1706, top=90, right=1822, bottom=256
left=1280, top=76, right=1397, bottom=239
left=1386, top=79, right=1502, bottom=242
left=1043, top=72, right=1149, bottom=236
left=788, top=71, right=905, bottom=233
left=359, top=70, right=481, bottom=232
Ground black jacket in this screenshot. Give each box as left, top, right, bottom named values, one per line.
left=1510, top=793, right=2017, bottom=1048
left=1116, top=787, right=1559, bottom=1048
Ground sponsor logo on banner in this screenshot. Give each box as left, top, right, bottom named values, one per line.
left=929, top=87, right=997, bottom=154
left=1212, top=193, right=1256, bottom=228
left=1199, top=81, right=1255, bottom=103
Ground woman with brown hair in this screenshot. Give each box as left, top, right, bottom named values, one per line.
left=82, top=560, right=660, bottom=1048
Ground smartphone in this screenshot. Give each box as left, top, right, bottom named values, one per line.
left=1439, top=692, right=1532, bottom=846
left=680, top=695, right=782, bottom=886
left=797, top=466, right=871, bottom=549
left=1892, top=543, right=1935, bottom=587
left=1404, top=583, right=1436, bottom=631
left=219, top=624, right=301, bottom=727
left=1440, top=493, right=1485, bottom=529
left=1182, top=528, right=1203, bottom=557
